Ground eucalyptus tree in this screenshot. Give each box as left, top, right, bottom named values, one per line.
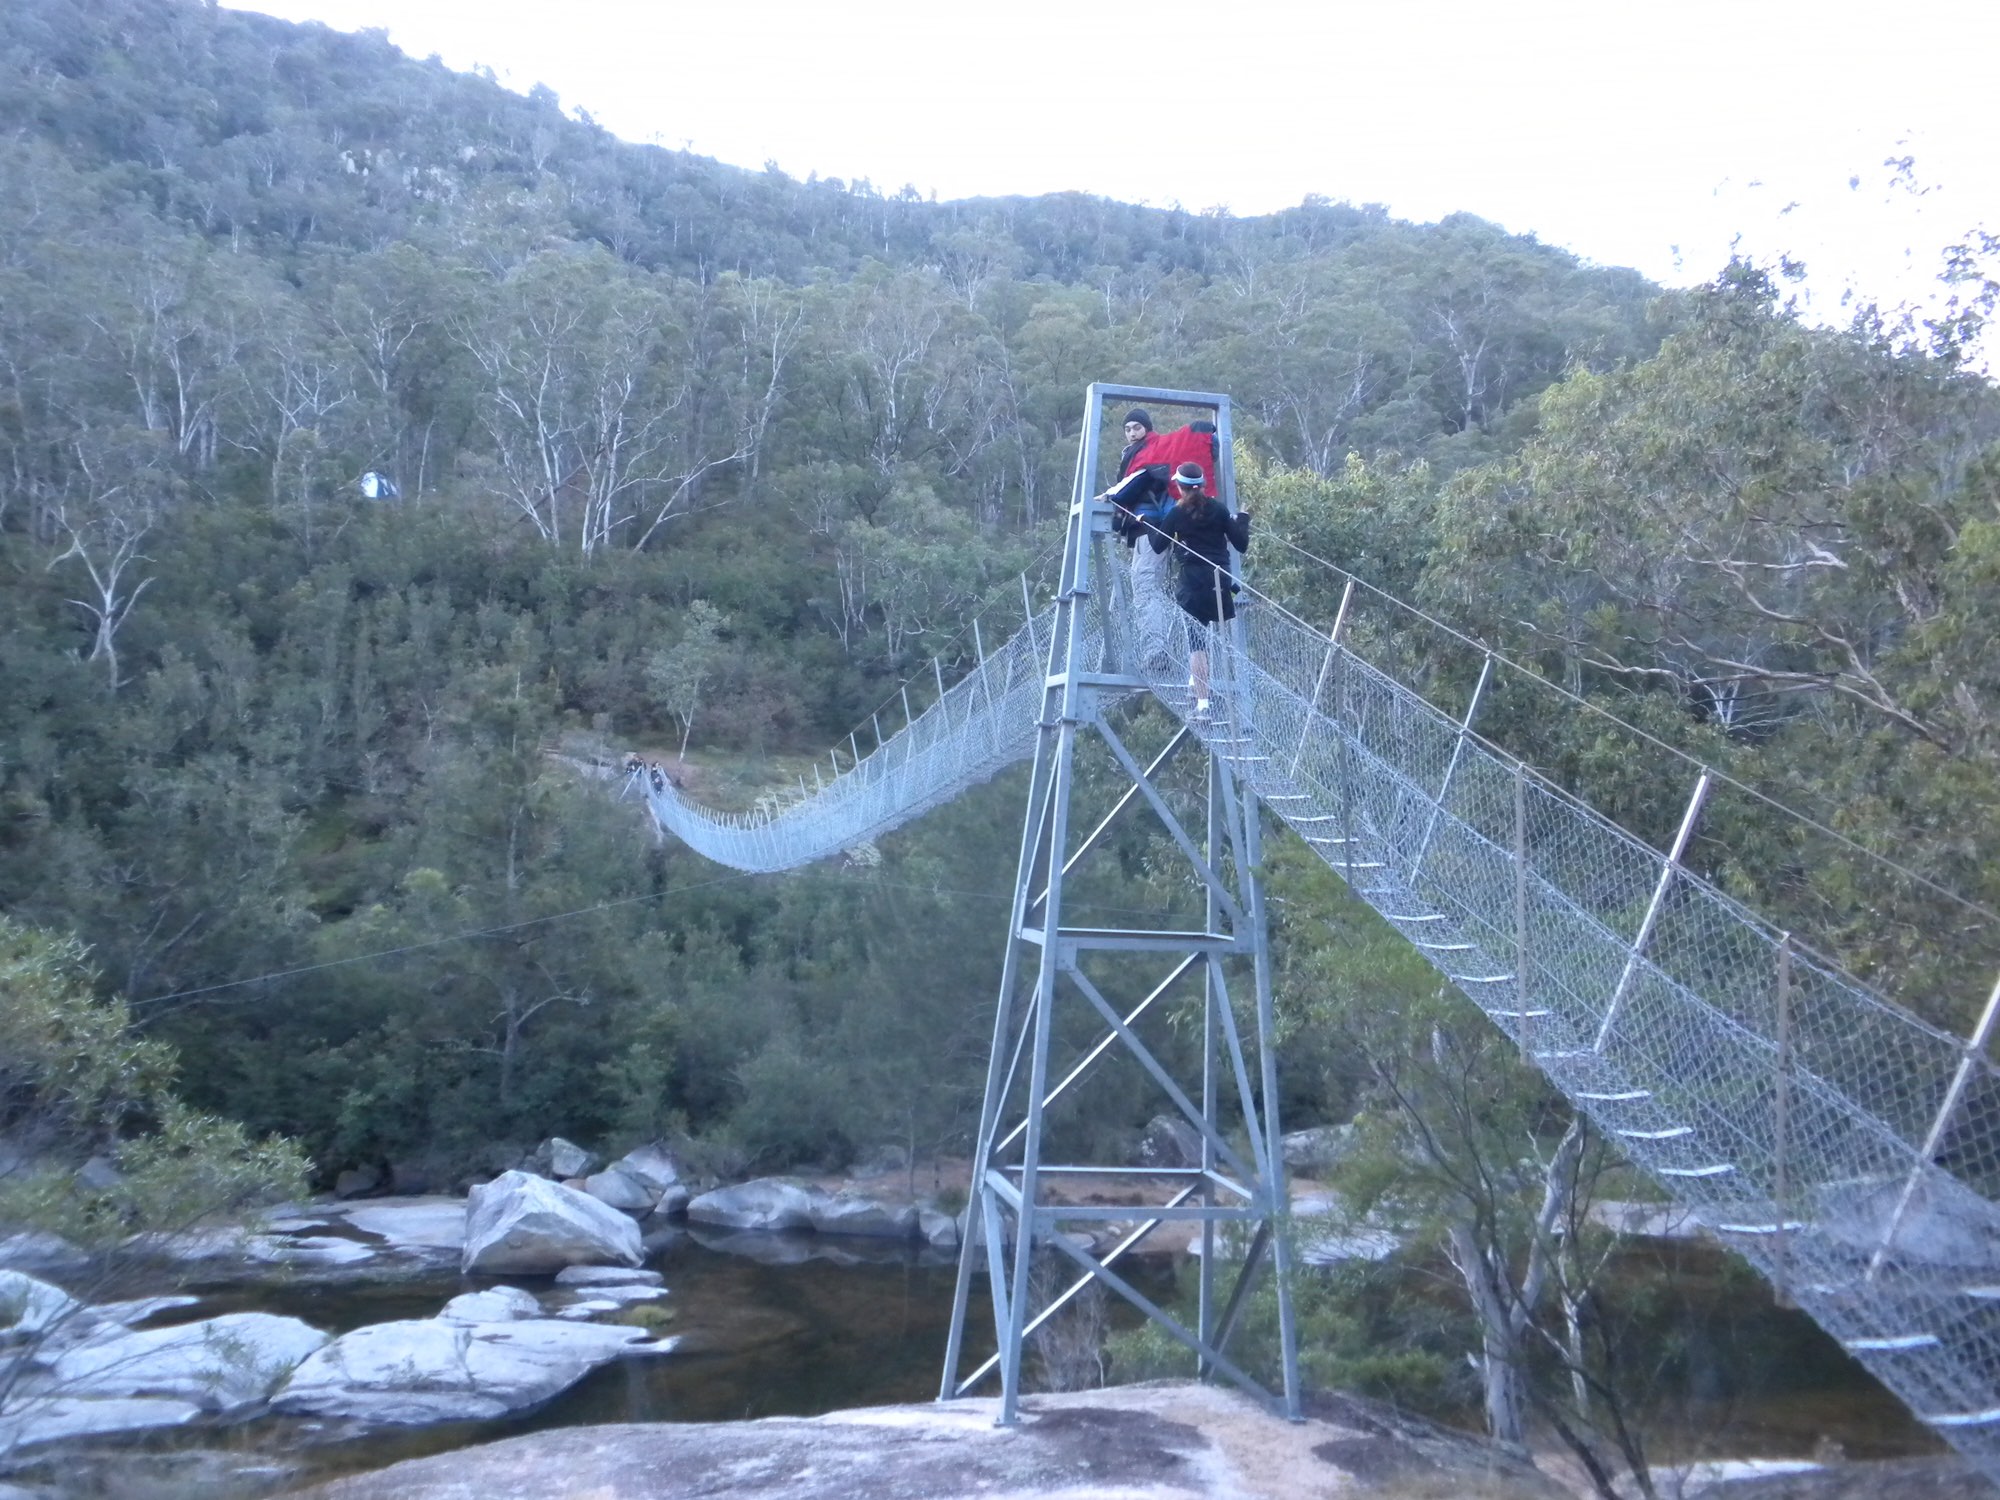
left=1431, top=262, right=2000, bottom=741
left=646, top=598, right=731, bottom=760
left=453, top=247, right=749, bottom=553
left=1267, top=842, right=1665, bottom=1498
left=44, top=425, right=176, bottom=692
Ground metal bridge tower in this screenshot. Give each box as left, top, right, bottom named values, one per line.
left=939, top=384, right=1302, bottom=1422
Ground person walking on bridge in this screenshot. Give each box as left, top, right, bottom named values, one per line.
left=1148, top=461, right=1249, bottom=715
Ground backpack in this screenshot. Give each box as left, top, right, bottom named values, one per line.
left=1142, top=421, right=1219, bottom=496
left=1107, top=420, right=1219, bottom=540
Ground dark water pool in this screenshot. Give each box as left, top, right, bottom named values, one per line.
left=179, top=1236, right=999, bottom=1491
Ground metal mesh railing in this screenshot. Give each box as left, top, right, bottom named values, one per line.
left=641, top=604, right=1073, bottom=869
left=645, top=530, right=2000, bottom=1480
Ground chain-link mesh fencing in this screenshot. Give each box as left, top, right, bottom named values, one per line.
left=641, top=604, right=1073, bottom=869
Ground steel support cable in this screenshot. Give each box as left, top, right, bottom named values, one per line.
left=643, top=528, right=2000, bottom=1479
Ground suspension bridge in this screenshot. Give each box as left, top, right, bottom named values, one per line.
left=641, top=384, right=2000, bottom=1485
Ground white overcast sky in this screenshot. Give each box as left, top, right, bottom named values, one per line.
left=226, top=0, right=1997, bottom=320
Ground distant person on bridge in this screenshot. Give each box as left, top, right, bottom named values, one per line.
left=1148, top=461, right=1249, bottom=715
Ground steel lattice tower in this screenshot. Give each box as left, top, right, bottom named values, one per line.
left=937, top=383, right=1303, bottom=1422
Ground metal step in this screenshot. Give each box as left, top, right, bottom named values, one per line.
left=1846, top=1333, right=1940, bottom=1352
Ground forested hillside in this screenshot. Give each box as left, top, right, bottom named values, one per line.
left=3, top=0, right=1998, bottom=1251
left=0, top=0, right=1674, bottom=1173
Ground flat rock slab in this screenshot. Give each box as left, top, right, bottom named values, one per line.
left=274, top=1235, right=382, bottom=1267
left=553, top=1266, right=664, bottom=1288
left=273, top=1316, right=666, bottom=1425
left=50, top=1311, right=328, bottom=1411
left=337, top=1197, right=470, bottom=1252
left=292, top=1382, right=1570, bottom=1499
left=0, top=1395, right=202, bottom=1451
left=0, top=1233, right=89, bottom=1275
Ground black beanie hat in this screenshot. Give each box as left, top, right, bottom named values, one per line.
left=1123, top=408, right=1153, bottom=431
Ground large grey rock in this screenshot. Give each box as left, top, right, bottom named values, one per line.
left=1815, top=1176, right=2000, bottom=1267
left=0, top=1395, right=202, bottom=1452
left=439, top=1287, right=541, bottom=1324
left=123, top=1225, right=263, bottom=1262
left=463, top=1171, right=644, bottom=1274
left=0, top=1271, right=87, bottom=1345
left=1295, top=1222, right=1403, bottom=1266
left=809, top=1194, right=917, bottom=1240
left=1282, top=1123, right=1356, bottom=1177
left=274, top=1235, right=380, bottom=1267
left=529, top=1137, right=600, bottom=1181
left=0, top=1231, right=88, bottom=1275
left=918, top=1208, right=960, bottom=1250
left=50, top=1312, right=328, bottom=1411
left=647, top=1185, right=691, bottom=1221
left=685, top=1178, right=818, bottom=1232
left=581, top=1167, right=658, bottom=1216
left=273, top=1317, right=666, bottom=1424
left=610, top=1143, right=682, bottom=1194
left=334, top=1163, right=384, bottom=1199
left=1134, top=1113, right=1202, bottom=1170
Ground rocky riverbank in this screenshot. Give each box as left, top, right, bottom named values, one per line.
left=1, top=1134, right=984, bottom=1466
left=3, top=1135, right=1977, bottom=1499
left=293, top=1382, right=1578, bottom=1500
left=281, top=1383, right=1996, bottom=1500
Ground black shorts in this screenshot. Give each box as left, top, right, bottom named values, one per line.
left=1177, top=570, right=1237, bottom=625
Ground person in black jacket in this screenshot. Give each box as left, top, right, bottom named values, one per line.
left=1148, top=461, right=1250, bottom=713
left=1099, top=408, right=1162, bottom=545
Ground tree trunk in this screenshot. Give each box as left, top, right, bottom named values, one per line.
left=1446, top=1217, right=1529, bottom=1451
